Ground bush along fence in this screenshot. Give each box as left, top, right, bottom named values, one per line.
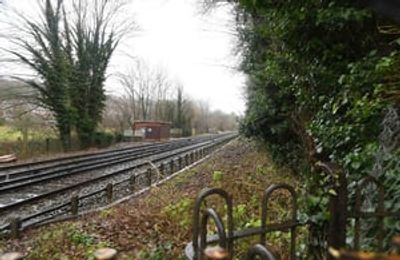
left=187, top=164, right=400, bottom=259
left=0, top=138, right=231, bottom=239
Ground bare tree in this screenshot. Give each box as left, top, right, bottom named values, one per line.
left=112, top=62, right=238, bottom=136
left=118, top=68, right=139, bottom=123
left=154, top=68, right=172, bottom=121
left=198, top=100, right=211, bottom=133
left=102, top=95, right=130, bottom=134
left=118, top=60, right=172, bottom=122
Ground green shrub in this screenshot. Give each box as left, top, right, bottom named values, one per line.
left=93, top=132, right=114, bottom=147
left=234, top=0, right=399, bottom=255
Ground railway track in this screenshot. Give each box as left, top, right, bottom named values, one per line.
left=0, top=133, right=236, bottom=236
left=0, top=137, right=211, bottom=192
left=0, top=135, right=212, bottom=180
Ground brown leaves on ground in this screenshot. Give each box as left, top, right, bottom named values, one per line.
left=1, top=138, right=298, bottom=259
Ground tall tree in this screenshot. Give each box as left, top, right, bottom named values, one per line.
left=9, top=0, right=125, bottom=149
left=175, top=85, right=192, bottom=136
left=67, top=0, right=121, bottom=147
left=10, top=0, right=74, bottom=149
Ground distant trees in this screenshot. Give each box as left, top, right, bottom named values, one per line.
left=118, top=60, right=174, bottom=123
left=9, top=0, right=125, bottom=150
left=193, top=100, right=210, bottom=133
left=104, top=60, right=238, bottom=136
left=103, top=92, right=238, bottom=137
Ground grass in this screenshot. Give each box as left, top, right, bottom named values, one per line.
left=0, top=126, right=56, bottom=159
left=23, top=223, right=111, bottom=260
left=0, top=138, right=304, bottom=259
left=0, top=126, right=22, bottom=142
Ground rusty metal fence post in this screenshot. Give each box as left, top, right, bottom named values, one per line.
left=316, top=162, right=347, bottom=255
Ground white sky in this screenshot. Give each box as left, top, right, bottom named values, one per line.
left=0, top=0, right=245, bottom=114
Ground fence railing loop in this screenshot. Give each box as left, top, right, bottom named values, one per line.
left=200, top=208, right=228, bottom=259
left=189, top=184, right=299, bottom=260
left=192, top=188, right=233, bottom=260
left=316, top=161, right=347, bottom=254
left=261, top=183, right=297, bottom=259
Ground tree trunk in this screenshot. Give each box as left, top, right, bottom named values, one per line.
left=56, top=114, right=72, bottom=152
left=59, top=126, right=71, bottom=152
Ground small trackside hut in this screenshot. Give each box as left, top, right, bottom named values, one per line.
left=132, top=121, right=171, bottom=141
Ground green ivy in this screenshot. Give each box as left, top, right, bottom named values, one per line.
left=232, top=0, right=400, bottom=255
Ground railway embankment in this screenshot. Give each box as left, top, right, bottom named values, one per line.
left=0, top=138, right=298, bottom=259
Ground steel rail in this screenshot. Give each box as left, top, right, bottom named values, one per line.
left=0, top=135, right=219, bottom=180
left=0, top=135, right=229, bottom=192
left=0, top=134, right=235, bottom=213
left=0, top=140, right=179, bottom=180
left=0, top=134, right=215, bottom=173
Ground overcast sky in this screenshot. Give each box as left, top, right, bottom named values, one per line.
left=0, top=0, right=245, bottom=114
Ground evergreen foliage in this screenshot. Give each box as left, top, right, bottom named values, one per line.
left=11, top=0, right=121, bottom=149
left=219, top=0, right=400, bottom=255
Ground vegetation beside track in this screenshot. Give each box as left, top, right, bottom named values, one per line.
left=0, top=139, right=301, bottom=259
left=213, top=0, right=400, bottom=254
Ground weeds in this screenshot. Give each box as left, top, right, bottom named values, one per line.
left=18, top=224, right=111, bottom=260
left=0, top=139, right=301, bottom=259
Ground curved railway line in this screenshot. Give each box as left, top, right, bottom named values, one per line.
left=0, top=133, right=237, bottom=237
